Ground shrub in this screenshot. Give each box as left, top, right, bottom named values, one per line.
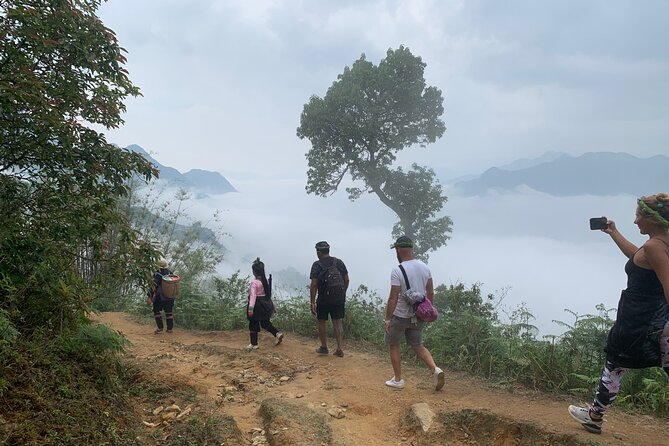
left=0, top=326, right=141, bottom=445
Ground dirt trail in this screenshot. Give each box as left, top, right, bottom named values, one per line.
left=96, top=312, right=669, bottom=445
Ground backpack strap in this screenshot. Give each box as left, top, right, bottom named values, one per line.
left=398, top=264, right=411, bottom=290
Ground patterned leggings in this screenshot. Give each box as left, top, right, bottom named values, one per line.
left=591, top=320, right=669, bottom=417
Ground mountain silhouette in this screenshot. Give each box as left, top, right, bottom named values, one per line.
left=126, top=144, right=237, bottom=194
left=455, top=152, right=667, bottom=197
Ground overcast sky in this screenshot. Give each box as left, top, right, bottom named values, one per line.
left=97, top=1, right=667, bottom=335
left=99, top=0, right=669, bottom=180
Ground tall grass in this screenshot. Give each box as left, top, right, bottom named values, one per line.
left=0, top=323, right=141, bottom=445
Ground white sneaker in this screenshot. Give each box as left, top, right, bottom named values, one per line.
left=433, top=366, right=445, bottom=391
left=275, top=332, right=284, bottom=346
left=568, top=405, right=603, bottom=434
left=246, top=344, right=259, bottom=352
left=385, top=377, right=405, bottom=389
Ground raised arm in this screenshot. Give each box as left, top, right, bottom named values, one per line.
left=604, top=220, right=638, bottom=259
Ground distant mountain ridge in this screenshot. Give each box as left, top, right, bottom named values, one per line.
left=126, top=144, right=237, bottom=194
left=495, top=150, right=565, bottom=172
left=455, top=152, right=668, bottom=197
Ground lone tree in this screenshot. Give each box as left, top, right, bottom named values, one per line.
left=297, top=46, right=452, bottom=260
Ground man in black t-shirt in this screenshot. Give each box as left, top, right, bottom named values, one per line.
left=309, top=241, right=349, bottom=357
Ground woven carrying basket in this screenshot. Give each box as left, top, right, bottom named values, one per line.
left=161, top=274, right=180, bottom=299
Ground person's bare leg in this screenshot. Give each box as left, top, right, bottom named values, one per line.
left=389, top=344, right=402, bottom=380
left=412, top=345, right=437, bottom=372
left=317, top=319, right=328, bottom=348
left=333, top=318, right=343, bottom=351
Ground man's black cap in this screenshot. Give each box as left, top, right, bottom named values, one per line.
left=390, top=235, right=413, bottom=249
left=315, top=241, right=330, bottom=252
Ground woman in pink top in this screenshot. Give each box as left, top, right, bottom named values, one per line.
left=246, top=258, right=284, bottom=350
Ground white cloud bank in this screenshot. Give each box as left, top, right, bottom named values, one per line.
left=173, top=179, right=643, bottom=336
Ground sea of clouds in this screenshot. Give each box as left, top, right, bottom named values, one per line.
left=169, top=178, right=644, bottom=337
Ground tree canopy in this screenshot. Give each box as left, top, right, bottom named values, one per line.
left=0, top=0, right=157, bottom=332
left=297, top=46, right=451, bottom=259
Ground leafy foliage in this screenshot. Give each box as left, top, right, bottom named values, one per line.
left=93, top=181, right=226, bottom=312
left=177, top=272, right=249, bottom=331
left=297, top=46, right=451, bottom=259
left=0, top=2, right=182, bottom=443
left=162, top=413, right=243, bottom=446
left=621, top=368, right=669, bottom=414
left=0, top=308, right=18, bottom=344
left=1, top=0, right=158, bottom=333
left=0, top=324, right=142, bottom=445
left=125, top=183, right=226, bottom=279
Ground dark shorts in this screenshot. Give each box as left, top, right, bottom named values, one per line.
left=384, top=315, right=424, bottom=347
left=316, top=302, right=345, bottom=321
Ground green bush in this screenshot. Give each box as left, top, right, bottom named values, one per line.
left=56, top=323, right=131, bottom=374
left=0, top=308, right=18, bottom=345
left=272, top=292, right=318, bottom=337
left=0, top=326, right=142, bottom=445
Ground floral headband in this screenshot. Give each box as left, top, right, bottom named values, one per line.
left=638, top=199, right=669, bottom=229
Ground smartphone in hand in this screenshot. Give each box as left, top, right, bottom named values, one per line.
left=589, top=217, right=608, bottom=230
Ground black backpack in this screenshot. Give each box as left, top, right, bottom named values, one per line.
left=317, top=257, right=346, bottom=303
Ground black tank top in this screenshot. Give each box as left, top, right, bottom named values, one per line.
left=606, top=243, right=668, bottom=368
left=625, top=259, right=664, bottom=296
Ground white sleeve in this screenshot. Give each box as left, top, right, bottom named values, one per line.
left=390, top=267, right=401, bottom=287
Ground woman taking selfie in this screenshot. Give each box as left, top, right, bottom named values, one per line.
left=569, top=193, right=669, bottom=434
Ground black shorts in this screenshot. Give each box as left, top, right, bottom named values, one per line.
left=316, top=302, right=345, bottom=321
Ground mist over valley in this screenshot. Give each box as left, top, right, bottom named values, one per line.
left=136, top=148, right=658, bottom=336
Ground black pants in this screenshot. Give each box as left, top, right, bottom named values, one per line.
left=248, top=319, right=278, bottom=345
left=153, top=297, right=174, bottom=330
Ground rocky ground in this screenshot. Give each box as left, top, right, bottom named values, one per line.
left=96, top=312, right=669, bottom=446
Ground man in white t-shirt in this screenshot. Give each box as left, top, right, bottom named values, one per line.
left=383, top=236, right=445, bottom=391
